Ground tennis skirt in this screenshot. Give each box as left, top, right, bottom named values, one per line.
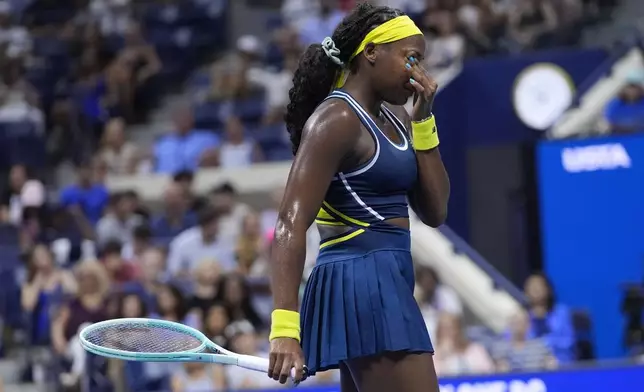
left=300, top=227, right=434, bottom=375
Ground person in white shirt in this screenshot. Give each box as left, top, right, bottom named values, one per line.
left=0, top=2, right=31, bottom=58
left=224, top=320, right=277, bottom=390
left=209, top=182, right=252, bottom=246
left=89, top=0, right=132, bottom=37
left=415, top=265, right=463, bottom=341
left=296, top=0, right=346, bottom=46
left=215, top=116, right=263, bottom=169
left=167, top=206, right=234, bottom=277
left=424, top=12, right=465, bottom=73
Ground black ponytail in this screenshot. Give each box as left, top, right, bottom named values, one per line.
left=285, top=3, right=404, bottom=154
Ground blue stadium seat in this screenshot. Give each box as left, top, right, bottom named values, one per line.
left=0, top=224, right=19, bottom=245
left=194, top=101, right=224, bottom=129
left=32, top=37, right=68, bottom=58
left=234, top=96, right=265, bottom=123
left=265, top=145, right=292, bottom=162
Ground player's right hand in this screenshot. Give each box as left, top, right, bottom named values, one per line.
left=268, top=337, right=306, bottom=384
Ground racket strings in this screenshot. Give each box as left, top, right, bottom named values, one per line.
left=84, top=322, right=204, bottom=353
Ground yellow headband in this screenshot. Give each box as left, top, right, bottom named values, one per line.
left=335, top=15, right=423, bottom=88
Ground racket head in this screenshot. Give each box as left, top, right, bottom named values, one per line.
left=80, top=318, right=209, bottom=361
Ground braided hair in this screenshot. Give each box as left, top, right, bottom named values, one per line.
left=285, top=3, right=404, bottom=154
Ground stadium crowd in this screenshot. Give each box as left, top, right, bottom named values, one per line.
left=0, top=0, right=626, bottom=391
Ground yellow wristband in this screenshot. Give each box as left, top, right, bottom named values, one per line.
left=412, top=115, right=439, bottom=151
left=269, top=309, right=301, bottom=342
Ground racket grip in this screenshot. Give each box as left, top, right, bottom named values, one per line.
left=237, top=354, right=308, bottom=381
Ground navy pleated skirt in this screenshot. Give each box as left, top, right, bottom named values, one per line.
left=300, top=227, right=433, bottom=375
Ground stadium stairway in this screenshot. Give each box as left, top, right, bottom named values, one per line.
left=0, top=358, right=41, bottom=392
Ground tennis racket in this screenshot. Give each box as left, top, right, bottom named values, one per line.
left=79, top=318, right=308, bottom=382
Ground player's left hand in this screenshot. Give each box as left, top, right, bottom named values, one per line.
left=406, top=56, right=438, bottom=122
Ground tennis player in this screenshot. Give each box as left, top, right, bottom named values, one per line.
left=268, top=3, right=450, bottom=391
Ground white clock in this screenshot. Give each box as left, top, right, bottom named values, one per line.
left=512, top=63, right=575, bottom=131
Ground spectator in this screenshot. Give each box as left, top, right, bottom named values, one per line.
left=46, top=99, right=88, bottom=166
left=121, top=223, right=153, bottom=262
left=74, top=46, right=111, bottom=138
left=59, top=161, right=110, bottom=224
left=153, top=105, right=220, bottom=174
left=433, top=313, right=495, bottom=376
left=50, top=260, right=109, bottom=356
left=121, top=246, right=166, bottom=311
left=424, top=11, right=466, bottom=73
left=100, top=240, right=137, bottom=286
left=0, top=1, right=31, bottom=57
left=281, top=0, right=321, bottom=31
left=98, top=117, right=140, bottom=175
left=106, top=22, right=161, bottom=120
left=235, top=212, right=266, bottom=276
left=1, top=164, right=29, bottom=224
left=248, top=53, right=298, bottom=125
left=209, top=35, right=264, bottom=102
left=218, top=273, right=263, bottom=330
left=20, top=244, right=77, bottom=345
left=203, top=302, right=230, bottom=349
left=107, top=292, right=149, bottom=391
left=494, top=309, right=557, bottom=372
left=295, top=0, right=345, bottom=46
left=259, top=186, right=283, bottom=234
left=96, top=191, right=144, bottom=247
left=415, top=265, right=463, bottom=341
left=188, top=259, right=222, bottom=319
left=167, top=206, right=234, bottom=277
left=150, top=181, right=197, bottom=238
left=89, top=0, right=132, bottom=37
left=209, top=182, right=251, bottom=246
left=116, top=291, right=148, bottom=318
left=223, top=320, right=273, bottom=390
left=604, top=71, right=644, bottom=134
left=0, top=59, right=42, bottom=127
left=172, top=170, right=207, bottom=213
left=170, top=362, right=225, bottom=392
left=523, top=272, right=575, bottom=364
left=506, top=0, right=559, bottom=52
left=43, top=206, right=96, bottom=266
left=153, top=283, right=198, bottom=328
left=214, top=116, right=263, bottom=169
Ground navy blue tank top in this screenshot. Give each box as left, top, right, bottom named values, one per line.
left=316, top=90, right=417, bottom=241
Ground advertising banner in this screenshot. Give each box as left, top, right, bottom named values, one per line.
left=537, top=134, right=644, bottom=358
left=236, top=364, right=644, bottom=392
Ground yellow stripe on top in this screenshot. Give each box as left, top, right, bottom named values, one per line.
left=335, top=15, right=423, bottom=88
left=322, top=201, right=370, bottom=227
left=319, top=229, right=366, bottom=249
left=315, top=219, right=346, bottom=226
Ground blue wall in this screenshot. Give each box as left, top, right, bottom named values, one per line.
left=537, top=134, right=644, bottom=358
left=235, top=363, right=644, bottom=392
left=435, top=48, right=607, bottom=239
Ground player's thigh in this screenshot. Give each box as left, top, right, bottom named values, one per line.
left=346, top=351, right=439, bottom=392
left=339, top=361, right=359, bottom=392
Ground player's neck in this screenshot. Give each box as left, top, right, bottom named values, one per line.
left=342, top=77, right=382, bottom=117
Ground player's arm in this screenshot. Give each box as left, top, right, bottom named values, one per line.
left=399, top=58, right=451, bottom=228
left=389, top=104, right=450, bottom=227
left=270, top=102, right=361, bottom=312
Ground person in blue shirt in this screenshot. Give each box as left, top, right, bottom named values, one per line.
left=523, top=272, right=575, bottom=364
left=153, top=105, right=220, bottom=173
left=604, top=72, right=644, bottom=134
left=59, top=161, right=109, bottom=224
left=150, top=181, right=196, bottom=239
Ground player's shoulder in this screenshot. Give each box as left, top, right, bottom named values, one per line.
left=302, top=99, right=363, bottom=143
